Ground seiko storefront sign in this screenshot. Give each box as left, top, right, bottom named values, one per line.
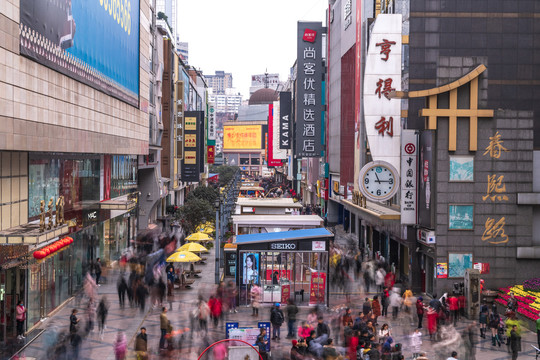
left=270, top=243, right=297, bottom=250
left=417, top=229, right=436, bottom=245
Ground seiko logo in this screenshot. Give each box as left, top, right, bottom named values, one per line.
left=270, top=243, right=296, bottom=250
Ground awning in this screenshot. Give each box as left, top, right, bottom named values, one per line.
left=0, top=223, right=70, bottom=245
left=341, top=199, right=400, bottom=220
left=100, top=198, right=137, bottom=211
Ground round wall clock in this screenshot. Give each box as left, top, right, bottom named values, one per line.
left=358, top=161, right=400, bottom=202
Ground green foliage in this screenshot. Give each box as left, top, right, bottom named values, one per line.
left=209, top=165, right=239, bottom=186
left=175, top=197, right=214, bottom=234
left=186, top=185, right=218, bottom=205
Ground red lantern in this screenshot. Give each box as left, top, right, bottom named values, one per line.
left=33, top=251, right=41, bottom=259
left=44, top=247, right=50, bottom=256
left=69, top=238, right=74, bottom=244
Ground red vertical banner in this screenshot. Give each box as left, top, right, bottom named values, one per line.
left=267, top=103, right=282, bottom=167
left=104, top=155, right=111, bottom=201
left=207, top=145, right=215, bottom=164
left=281, top=284, right=291, bottom=304
left=309, top=271, right=327, bottom=306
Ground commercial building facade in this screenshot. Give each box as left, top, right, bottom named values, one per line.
left=0, top=0, right=150, bottom=341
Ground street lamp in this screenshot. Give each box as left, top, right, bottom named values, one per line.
left=214, top=197, right=221, bottom=284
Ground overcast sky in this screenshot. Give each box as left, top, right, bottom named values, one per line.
left=176, top=0, right=328, bottom=99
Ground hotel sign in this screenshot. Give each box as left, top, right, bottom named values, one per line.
left=296, top=22, right=323, bottom=158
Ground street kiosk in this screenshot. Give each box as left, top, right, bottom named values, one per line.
left=234, top=228, right=333, bottom=307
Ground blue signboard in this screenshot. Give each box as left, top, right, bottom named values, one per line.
left=20, top=0, right=140, bottom=107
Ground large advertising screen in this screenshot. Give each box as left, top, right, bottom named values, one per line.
left=20, top=0, right=140, bottom=107
left=224, top=126, right=262, bottom=150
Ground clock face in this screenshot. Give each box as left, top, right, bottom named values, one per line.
left=359, top=161, right=399, bottom=202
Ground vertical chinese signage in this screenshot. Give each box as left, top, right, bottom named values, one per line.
left=309, top=271, right=327, bottom=305
left=296, top=22, right=323, bottom=158
left=481, top=131, right=510, bottom=244
left=176, top=81, right=184, bottom=160
left=207, top=145, right=215, bottom=164
left=279, top=92, right=292, bottom=149
left=363, top=14, right=402, bottom=173
left=401, top=130, right=418, bottom=224
left=182, top=111, right=202, bottom=182
left=208, top=103, right=216, bottom=144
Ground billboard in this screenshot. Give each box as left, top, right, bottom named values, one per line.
left=19, top=0, right=140, bottom=107
left=223, top=126, right=262, bottom=150
left=296, top=22, right=323, bottom=158
left=242, top=253, right=260, bottom=285
left=182, top=112, right=203, bottom=182
left=267, top=104, right=283, bottom=166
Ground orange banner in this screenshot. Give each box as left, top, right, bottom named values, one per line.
left=224, top=125, right=262, bottom=149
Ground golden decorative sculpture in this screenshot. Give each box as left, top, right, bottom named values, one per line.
left=46, top=197, right=54, bottom=230
left=39, top=200, right=46, bottom=232
left=55, top=196, right=64, bottom=227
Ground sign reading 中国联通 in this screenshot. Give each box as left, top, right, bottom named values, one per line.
left=19, top=0, right=140, bottom=107
left=296, top=22, right=323, bottom=158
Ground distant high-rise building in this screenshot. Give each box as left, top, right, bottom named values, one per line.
left=176, top=37, right=188, bottom=63
left=205, top=71, right=233, bottom=95
left=208, top=88, right=243, bottom=115
left=249, top=73, right=282, bottom=96
left=156, top=0, right=176, bottom=36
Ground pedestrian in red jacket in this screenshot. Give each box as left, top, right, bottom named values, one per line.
left=208, top=295, right=222, bottom=327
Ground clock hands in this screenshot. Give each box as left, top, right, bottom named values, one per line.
left=375, top=172, right=381, bottom=184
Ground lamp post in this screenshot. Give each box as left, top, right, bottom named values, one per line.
left=214, top=196, right=222, bottom=284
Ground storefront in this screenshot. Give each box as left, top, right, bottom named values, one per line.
left=234, top=228, right=333, bottom=307
left=0, top=153, right=138, bottom=342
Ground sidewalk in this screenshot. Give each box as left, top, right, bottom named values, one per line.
left=8, top=240, right=540, bottom=360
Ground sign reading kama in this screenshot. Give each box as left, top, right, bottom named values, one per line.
left=279, top=92, right=292, bottom=149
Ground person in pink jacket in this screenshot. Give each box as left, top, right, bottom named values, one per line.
left=16, top=300, right=26, bottom=339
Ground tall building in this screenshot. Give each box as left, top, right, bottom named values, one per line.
left=0, top=0, right=150, bottom=341
left=176, top=38, right=189, bottom=63
left=205, top=71, right=233, bottom=94
left=208, top=88, right=243, bottom=116
left=156, top=0, right=177, bottom=36
left=325, top=0, right=540, bottom=296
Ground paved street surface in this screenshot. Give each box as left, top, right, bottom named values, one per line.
left=9, top=241, right=539, bottom=360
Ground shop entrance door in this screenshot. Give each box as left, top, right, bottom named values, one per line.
left=0, top=267, right=26, bottom=343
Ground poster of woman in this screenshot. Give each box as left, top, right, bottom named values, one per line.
left=243, top=253, right=259, bottom=285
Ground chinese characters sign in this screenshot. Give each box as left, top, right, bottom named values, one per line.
left=223, top=125, right=262, bottom=150
left=181, top=111, right=202, bottom=182
left=207, top=145, right=215, bottom=164
left=481, top=131, right=510, bottom=244
left=363, top=14, right=402, bottom=173
left=401, top=130, right=417, bottom=225
left=296, top=22, right=323, bottom=158
left=208, top=103, right=216, bottom=143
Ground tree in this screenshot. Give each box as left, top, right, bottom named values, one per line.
left=210, top=165, right=239, bottom=186
left=175, top=197, right=215, bottom=234
left=186, top=186, right=218, bottom=205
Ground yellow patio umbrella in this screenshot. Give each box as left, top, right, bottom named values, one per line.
left=166, top=251, right=201, bottom=263
left=196, top=223, right=215, bottom=234
left=186, top=232, right=213, bottom=242
left=177, top=242, right=208, bottom=253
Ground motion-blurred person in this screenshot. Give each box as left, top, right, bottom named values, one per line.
left=97, top=296, right=109, bottom=339
left=208, top=295, right=222, bottom=327
left=113, top=331, right=127, bottom=360
left=69, top=309, right=79, bottom=334
left=478, top=303, right=489, bottom=338
left=409, top=328, right=423, bottom=359
left=416, top=297, right=425, bottom=329
left=270, top=302, right=285, bottom=340
left=389, top=290, right=402, bottom=320
left=251, top=284, right=262, bottom=317
left=86, top=299, right=96, bottom=334
left=427, top=306, right=438, bottom=340
left=159, top=307, right=170, bottom=350
left=488, top=304, right=501, bottom=346
left=117, top=275, right=128, bottom=308
left=286, top=298, right=298, bottom=339
left=372, top=295, right=382, bottom=325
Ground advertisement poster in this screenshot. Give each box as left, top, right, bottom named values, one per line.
left=473, top=262, right=490, bottom=274
left=224, top=126, right=262, bottom=149
left=182, top=111, right=202, bottom=182
left=242, top=253, right=260, bottom=285
left=20, top=0, right=140, bottom=107
left=309, top=271, right=326, bottom=305
left=436, top=263, right=448, bottom=278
